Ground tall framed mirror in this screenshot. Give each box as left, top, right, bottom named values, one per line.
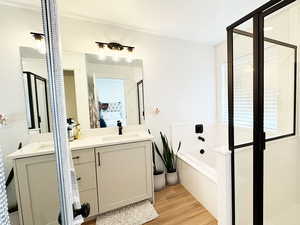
left=86, top=54, right=145, bottom=128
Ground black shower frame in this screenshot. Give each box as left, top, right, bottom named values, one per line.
left=23, top=71, right=51, bottom=133
left=227, top=1, right=297, bottom=225
left=137, top=80, right=145, bottom=124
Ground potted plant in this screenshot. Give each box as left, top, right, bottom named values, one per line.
left=148, top=129, right=166, bottom=191
left=152, top=142, right=166, bottom=192
left=156, top=132, right=181, bottom=185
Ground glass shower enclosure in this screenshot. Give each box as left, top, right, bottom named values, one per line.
left=227, top=0, right=299, bottom=225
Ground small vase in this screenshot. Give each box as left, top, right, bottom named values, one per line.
left=154, top=171, right=166, bottom=192
left=166, top=171, right=178, bottom=185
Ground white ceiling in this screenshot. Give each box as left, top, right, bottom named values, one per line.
left=2, top=0, right=269, bottom=45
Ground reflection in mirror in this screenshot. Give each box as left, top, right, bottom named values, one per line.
left=85, top=54, right=145, bottom=128
left=20, top=47, right=79, bottom=134
left=20, top=47, right=51, bottom=134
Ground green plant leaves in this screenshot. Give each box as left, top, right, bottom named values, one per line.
left=149, top=129, right=182, bottom=174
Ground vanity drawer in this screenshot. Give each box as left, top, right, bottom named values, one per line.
left=75, top=163, right=97, bottom=191
left=72, top=148, right=95, bottom=165
left=80, top=189, right=98, bottom=216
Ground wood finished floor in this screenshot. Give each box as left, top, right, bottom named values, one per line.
left=83, top=184, right=217, bottom=225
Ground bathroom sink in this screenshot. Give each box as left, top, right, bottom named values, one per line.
left=38, top=143, right=54, bottom=151
left=101, top=133, right=141, bottom=142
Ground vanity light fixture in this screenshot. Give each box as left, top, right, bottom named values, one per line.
left=96, top=41, right=135, bottom=63
left=31, top=32, right=46, bottom=54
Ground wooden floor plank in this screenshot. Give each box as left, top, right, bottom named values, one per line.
left=83, top=184, right=217, bottom=225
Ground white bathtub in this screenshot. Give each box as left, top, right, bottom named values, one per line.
left=172, top=123, right=232, bottom=225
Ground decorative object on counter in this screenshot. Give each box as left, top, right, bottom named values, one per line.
left=96, top=200, right=158, bottom=225
left=148, top=129, right=166, bottom=192
left=96, top=41, right=135, bottom=63
left=0, top=113, right=8, bottom=128
left=156, top=132, right=181, bottom=185
left=0, top=147, right=11, bottom=225
left=67, top=118, right=80, bottom=142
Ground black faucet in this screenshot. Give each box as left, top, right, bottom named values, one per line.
left=198, top=136, right=205, bottom=142
left=117, top=120, right=123, bottom=135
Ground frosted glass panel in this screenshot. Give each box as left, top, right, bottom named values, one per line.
left=233, top=20, right=253, bottom=147
left=264, top=43, right=295, bottom=139
left=264, top=2, right=299, bottom=225
left=233, top=19, right=254, bottom=225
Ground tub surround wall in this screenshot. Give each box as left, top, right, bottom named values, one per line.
left=172, top=123, right=232, bottom=225
left=178, top=159, right=218, bottom=217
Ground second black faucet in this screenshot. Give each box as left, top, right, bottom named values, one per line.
left=117, top=120, right=123, bottom=135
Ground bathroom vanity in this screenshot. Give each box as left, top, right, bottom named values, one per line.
left=9, top=131, right=154, bottom=225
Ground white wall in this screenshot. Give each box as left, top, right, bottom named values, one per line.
left=59, top=15, right=216, bottom=135
left=0, top=4, right=216, bottom=208
left=0, top=5, right=44, bottom=209
left=21, top=58, right=48, bottom=78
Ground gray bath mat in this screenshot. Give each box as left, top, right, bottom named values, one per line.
left=96, top=200, right=158, bottom=225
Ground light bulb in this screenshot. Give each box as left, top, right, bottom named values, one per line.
left=126, top=48, right=134, bottom=63
left=98, top=54, right=106, bottom=61
left=126, top=54, right=133, bottom=63
left=37, top=39, right=46, bottom=54
left=112, top=51, right=120, bottom=62
left=98, top=46, right=107, bottom=61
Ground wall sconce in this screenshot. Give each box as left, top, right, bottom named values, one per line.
left=96, top=42, right=135, bottom=63
left=31, top=32, right=46, bottom=54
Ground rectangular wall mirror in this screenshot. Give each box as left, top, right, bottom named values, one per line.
left=20, top=47, right=51, bottom=134
left=20, top=48, right=145, bottom=133
left=86, top=54, right=145, bottom=129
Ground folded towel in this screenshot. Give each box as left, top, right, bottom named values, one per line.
left=0, top=147, right=11, bottom=225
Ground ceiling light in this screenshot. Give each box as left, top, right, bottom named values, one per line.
left=31, top=32, right=46, bottom=54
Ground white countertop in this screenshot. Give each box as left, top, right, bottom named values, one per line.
left=8, top=131, right=153, bottom=160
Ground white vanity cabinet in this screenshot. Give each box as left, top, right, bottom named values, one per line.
left=15, top=154, right=60, bottom=225
left=14, top=148, right=97, bottom=225
left=12, top=140, right=153, bottom=225
left=96, top=141, right=153, bottom=213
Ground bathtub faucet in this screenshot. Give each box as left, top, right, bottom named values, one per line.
left=198, top=136, right=205, bottom=142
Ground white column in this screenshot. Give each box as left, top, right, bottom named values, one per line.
left=215, top=147, right=232, bottom=225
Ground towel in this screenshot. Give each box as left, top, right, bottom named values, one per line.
left=0, top=147, right=11, bottom=225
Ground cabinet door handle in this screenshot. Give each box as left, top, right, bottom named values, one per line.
left=76, top=177, right=81, bottom=181
left=72, top=156, right=80, bottom=160
left=97, top=152, right=101, bottom=167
